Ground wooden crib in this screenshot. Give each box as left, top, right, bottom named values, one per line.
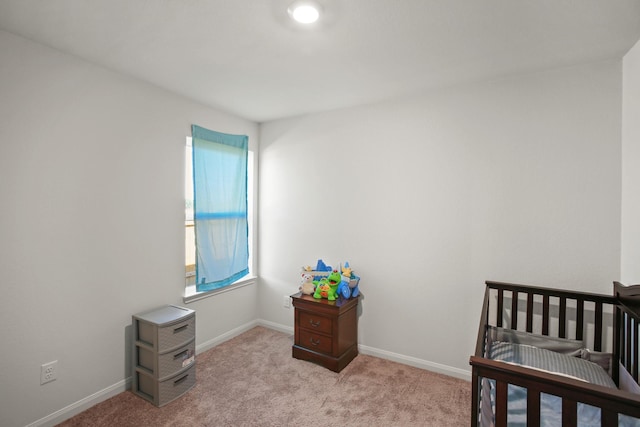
left=469, top=281, right=640, bottom=426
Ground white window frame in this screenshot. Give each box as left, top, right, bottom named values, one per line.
left=183, top=136, right=256, bottom=303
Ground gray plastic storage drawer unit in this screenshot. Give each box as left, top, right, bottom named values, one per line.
left=132, top=305, right=196, bottom=406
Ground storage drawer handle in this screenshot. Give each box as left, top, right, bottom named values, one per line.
left=173, top=349, right=189, bottom=360
left=308, top=319, right=321, bottom=327
left=174, top=374, right=189, bottom=386
left=309, top=338, right=321, bottom=346
left=173, top=324, right=188, bottom=334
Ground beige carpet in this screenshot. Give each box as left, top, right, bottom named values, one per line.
left=58, top=326, right=470, bottom=426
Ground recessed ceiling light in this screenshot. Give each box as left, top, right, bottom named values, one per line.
left=288, top=1, right=321, bottom=24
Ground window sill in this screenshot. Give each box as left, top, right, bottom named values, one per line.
left=183, top=275, right=257, bottom=304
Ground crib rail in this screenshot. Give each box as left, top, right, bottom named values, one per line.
left=470, top=355, right=640, bottom=426
left=485, top=280, right=617, bottom=350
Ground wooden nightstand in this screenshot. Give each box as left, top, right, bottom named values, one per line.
left=291, top=292, right=359, bottom=372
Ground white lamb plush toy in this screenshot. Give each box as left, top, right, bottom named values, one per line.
left=299, top=273, right=315, bottom=295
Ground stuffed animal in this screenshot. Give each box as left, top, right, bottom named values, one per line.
left=299, top=273, right=315, bottom=295
left=313, top=270, right=341, bottom=301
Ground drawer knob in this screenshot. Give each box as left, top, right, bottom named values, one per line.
left=309, top=338, right=321, bottom=346
left=309, top=319, right=321, bottom=327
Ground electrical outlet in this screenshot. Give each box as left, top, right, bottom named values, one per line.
left=41, top=360, right=58, bottom=385
left=283, top=295, right=291, bottom=308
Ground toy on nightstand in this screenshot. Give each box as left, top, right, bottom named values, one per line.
left=341, top=263, right=352, bottom=278
left=348, top=276, right=360, bottom=297
left=299, top=273, right=315, bottom=295
left=315, top=259, right=331, bottom=272
left=336, top=280, right=351, bottom=299
left=339, top=262, right=360, bottom=298
left=313, top=270, right=341, bottom=301
left=302, top=259, right=333, bottom=281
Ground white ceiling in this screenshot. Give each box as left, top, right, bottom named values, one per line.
left=1, top=0, right=640, bottom=122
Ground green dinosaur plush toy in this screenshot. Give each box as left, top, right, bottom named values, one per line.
left=313, top=270, right=341, bottom=301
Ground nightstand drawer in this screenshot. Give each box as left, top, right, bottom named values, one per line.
left=298, top=311, right=332, bottom=335
left=298, top=329, right=333, bottom=354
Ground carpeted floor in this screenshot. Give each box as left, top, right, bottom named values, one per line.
left=57, top=326, right=471, bottom=426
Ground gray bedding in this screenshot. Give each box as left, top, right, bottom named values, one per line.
left=481, top=341, right=640, bottom=426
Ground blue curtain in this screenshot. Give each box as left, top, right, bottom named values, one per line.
left=191, top=125, right=249, bottom=292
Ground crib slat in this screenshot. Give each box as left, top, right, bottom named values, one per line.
left=559, top=297, right=567, bottom=338
left=626, top=313, right=632, bottom=371
left=497, top=289, right=503, bottom=327
left=511, top=291, right=518, bottom=330
left=526, top=293, right=533, bottom=333
left=542, top=295, right=550, bottom=335
left=526, top=389, right=540, bottom=426
left=562, top=398, right=577, bottom=426
left=576, top=298, right=584, bottom=341
left=595, top=301, right=603, bottom=352
left=613, top=306, right=621, bottom=384
left=471, top=371, right=479, bottom=426
left=496, top=380, right=507, bottom=427
left=633, top=317, right=638, bottom=381
left=601, top=408, right=618, bottom=427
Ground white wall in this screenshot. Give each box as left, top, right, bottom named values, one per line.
left=622, top=39, right=640, bottom=283
left=258, top=60, right=622, bottom=375
left=0, top=30, right=258, bottom=427
left=0, top=25, right=630, bottom=426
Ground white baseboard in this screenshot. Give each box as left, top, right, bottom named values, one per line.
left=27, top=378, right=130, bottom=427
left=29, top=320, right=264, bottom=427
left=358, top=344, right=472, bottom=381
left=257, top=320, right=471, bottom=381
left=195, top=319, right=294, bottom=354
left=257, top=318, right=294, bottom=335
left=195, top=319, right=260, bottom=354
left=28, top=320, right=468, bottom=426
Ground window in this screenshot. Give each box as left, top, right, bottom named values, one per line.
left=184, top=126, right=254, bottom=301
